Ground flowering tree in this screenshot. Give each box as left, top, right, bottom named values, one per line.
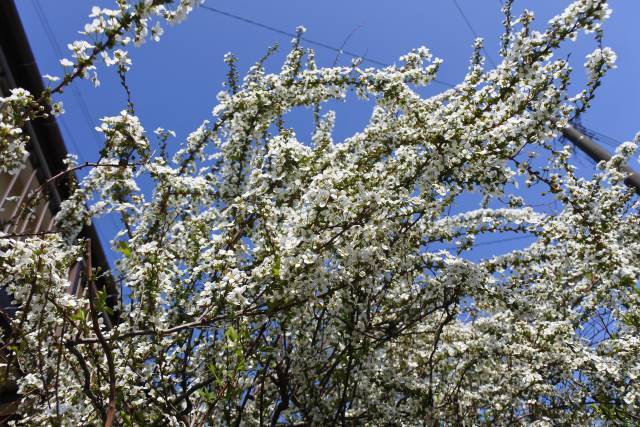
left=1, top=0, right=639, bottom=424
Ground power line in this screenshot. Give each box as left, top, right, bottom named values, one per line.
left=57, top=116, right=84, bottom=157
left=35, top=2, right=630, bottom=193
left=450, top=0, right=498, bottom=68
left=333, top=23, right=364, bottom=66
left=31, top=0, right=86, bottom=160
left=447, top=1, right=639, bottom=191
left=442, top=234, right=535, bottom=251
left=32, top=0, right=122, bottom=267
left=199, top=5, right=456, bottom=89
left=32, top=0, right=102, bottom=157
left=562, top=125, right=640, bottom=194
left=199, top=6, right=381, bottom=64
left=200, top=0, right=625, bottom=160
left=575, top=123, right=623, bottom=149
left=200, top=4, right=639, bottom=193
left=474, top=234, right=535, bottom=247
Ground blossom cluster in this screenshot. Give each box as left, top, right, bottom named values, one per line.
left=0, top=89, right=39, bottom=175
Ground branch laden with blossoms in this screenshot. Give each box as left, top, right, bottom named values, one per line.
left=2, top=0, right=640, bottom=425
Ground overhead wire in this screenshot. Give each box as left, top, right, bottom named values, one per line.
left=450, top=0, right=498, bottom=68
left=201, top=3, right=620, bottom=155
left=31, top=1, right=85, bottom=161
left=32, top=0, right=121, bottom=265
left=449, top=1, right=630, bottom=168
left=471, top=234, right=536, bottom=247
left=199, top=5, right=457, bottom=88
left=442, top=234, right=536, bottom=252
left=201, top=3, right=640, bottom=251
left=333, top=23, right=365, bottom=66
left=575, top=123, right=623, bottom=149
left=32, top=0, right=103, bottom=156
left=30, top=3, right=625, bottom=258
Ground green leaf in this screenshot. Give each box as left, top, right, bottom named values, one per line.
left=271, top=254, right=281, bottom=279
left=95, top=290, right=114, bottom=316
left=226, top=325, right=238, bottom=343
left=71, top=308, right=86, bottom=322
left=115, top=240, right=132, bottom=258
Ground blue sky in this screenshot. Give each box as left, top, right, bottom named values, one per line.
left=15, top=0, right=640, bottom=265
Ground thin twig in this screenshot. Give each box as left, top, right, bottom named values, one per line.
left=85, top=240, right=118, bottom=426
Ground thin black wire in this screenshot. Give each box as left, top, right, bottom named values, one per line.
left=442, top=234, right=535, bottom=251
left=333, top=24, right=364, bottom=66
left=201, top=3, right=625, bottom=157
left=450, top=0, right=498, bottom=68
left=450, top=0, right=624, bottom=156
left=32, top=0, right=102, bottom=153
left=474, top=234, right=535, bottom=247
left=32, top=1, right=86, bottom=161
left=200, top=4, right=598, bottom=252
left=578, top=124, right=623, bottom=149
left=31, top=2, right=618, bottom=257
left=34, top=0, right=123, bottom=265
left=199, top=5, right=456, bottom=88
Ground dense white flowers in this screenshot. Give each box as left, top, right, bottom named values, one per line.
left=0, top=89, right=39, bottom=175
left=585, top=45, right=617, bottom=80
left=1, top=0, right=639, bottom=425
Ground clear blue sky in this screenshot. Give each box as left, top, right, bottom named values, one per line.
left=15, top=0, right=640, bottom=264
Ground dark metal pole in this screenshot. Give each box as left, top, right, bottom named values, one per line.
left=562, top=124, right=640, bottom=195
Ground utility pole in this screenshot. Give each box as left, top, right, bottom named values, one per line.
left=562, top=124, right=640, bottom=195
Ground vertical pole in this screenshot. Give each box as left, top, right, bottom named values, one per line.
left=562, top=124, right=640, bottom=195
